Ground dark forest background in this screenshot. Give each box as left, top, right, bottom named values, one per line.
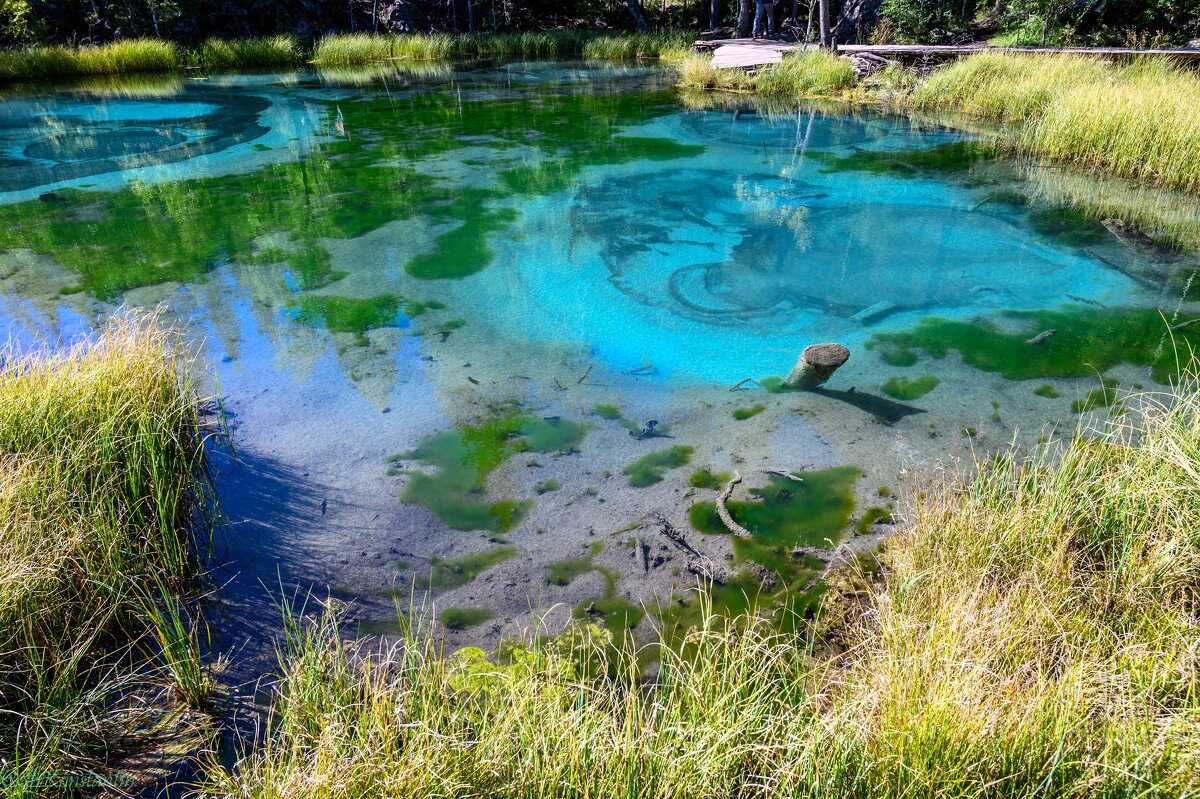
left=0, top=0, right=1197, bottom=51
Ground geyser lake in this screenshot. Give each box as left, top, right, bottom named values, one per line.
left=3, top=62, right=1198, bottom=659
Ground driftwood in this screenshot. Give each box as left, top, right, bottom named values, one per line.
left=1026, top=329, right=1057, bottom=345
left=716, top=470, right=752, bottom=538
left=729, top=377, right=760, bottom=391
left=1067, top=294, right=1105, bottom=308
left=784, top=343, right=850, bottom=388
left=655, top=514, right=728, bottom=583
left=764, top=468, right=804, bottom=483
left=1172, top=318, right=1200, bottom=332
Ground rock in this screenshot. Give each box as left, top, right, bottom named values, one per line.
left=784, top=343, right=850, bottom=388
left=833, top=0, right=884, bottom=44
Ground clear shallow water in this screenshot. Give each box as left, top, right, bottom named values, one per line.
left=2, top=62, right=1199, bottom=653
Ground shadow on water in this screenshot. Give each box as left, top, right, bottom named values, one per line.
left=809, top=386, right=927, bottom=422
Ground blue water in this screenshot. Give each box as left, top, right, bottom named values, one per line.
left=1, top=62, right=1196, bottom=650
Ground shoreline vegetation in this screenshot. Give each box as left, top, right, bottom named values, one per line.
left=0, top=314, right=219, bottom=791
left=678, top=49, right=1200, bottom=193
left=1, top=32, right=1197, bottom=195
left=201, top=376, right=1200, bottom=797
left=0, top=31, right=693, bottom=81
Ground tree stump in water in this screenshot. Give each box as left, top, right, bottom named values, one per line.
left=784, top=343, right=850, bottom=389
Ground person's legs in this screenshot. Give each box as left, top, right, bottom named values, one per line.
left=766, top=3, right=774, bottom=34
left=752, top=2, right=765, bottom=37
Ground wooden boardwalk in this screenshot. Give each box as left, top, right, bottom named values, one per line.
left=699, top=38, right=1200, bottom=69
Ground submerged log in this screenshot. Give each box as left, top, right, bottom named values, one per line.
left=784, top=343, right=850, bottom=389
left=716, top=470, right=752, bottom=538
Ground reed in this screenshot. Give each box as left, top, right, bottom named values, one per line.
left=0, top=38, right=179, bottom=81
left=0, top=312, right=217, bottom=779
left=913, top=52, right=1200, bottom=192
left=203, top=377, right=1200, bottom=797
left=312, top=31, right=693, bottom=65
left=677, top=50, right=854, bottom=97
left=197, top=35, right=304, bottom=70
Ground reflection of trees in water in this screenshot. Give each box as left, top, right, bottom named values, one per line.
left=0, top=70, right=694, bottom=406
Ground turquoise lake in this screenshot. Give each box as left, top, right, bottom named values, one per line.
left=2, top=61, right=1198, bottom=649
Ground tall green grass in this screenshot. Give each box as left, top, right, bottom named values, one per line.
left=197, top=35, right=304, bottom=70
left=677, top=50, right=854, bottom=97
left=0, top=38, right=180, bottom=81
left=204, top=378, right=1200, bottom=796
left=913, top=52, right=1200, bottom=192
left=311, top=31, right=693, bottom=65
left=0, top=313, right=217, bottom=783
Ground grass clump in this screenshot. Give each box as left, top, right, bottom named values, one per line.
left=0, top=313, right=217, bottom=780
left=677, top=50, right=854, bottom=97
left=197, top=35, right=304, bottom=70
left=0, top=38, right=179, bottom=81
left=208, top=377, right=1200, bottom=798
left=312, top=31, right=692, bottom=66
left=754, top=50, right=856, bottom=96
left=913, top=52, right=1200, bottom=192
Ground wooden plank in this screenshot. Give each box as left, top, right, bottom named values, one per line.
left=712, top=44, right=785, bottom=69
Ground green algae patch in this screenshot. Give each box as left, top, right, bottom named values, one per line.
left=592, top=403, right=623, bottom=420
left=1026, top=207, right=1111, bottom=247
left=689, top=468, right=733, bottom=490
left=855, top=505, right=895, bottom=534
left=439, top=607, right=494, bottom=630
left=668, top=466, right=862, bottom=638
left=867, top=307, right=1200, bottom=384
left=881, top=375, right=940, bottom=401
left=1034, top=384, right=1062, bottom=398
left=689, top=465, right=862, bottom=550
left=548, top=557, right=595, bottom=586
left=405, top=191, right=520, bottom=280
left=418, top=547, right=517, bottom=589
left=533, top=479, right=561, bottom=495
left=623, top=446, right=694, bottom=487
left=812, top=141, right=993, bottom=178
left=390, top=413, right=589, bottom=532
left=288, top=294, right=419, bottom=337
left=1072, top=378, right=1121, bottom=413
left=732, top=403, right=766, bottom=420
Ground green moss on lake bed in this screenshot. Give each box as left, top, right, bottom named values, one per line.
left=623, top=446, right=694, bottom=487
left=389, top=413, right=588, bottom=532
left=732, top=404, right=766, bottom=420
left=867, top=307, right=1200, bottom=383
left=439, top=607, right=494, bottom=630
left=689, top=465, right=861, bottom=550
left=418, top=546, right=517, bottom=589
left=880, top=375, right=940, bottom=401
left=689, top=468, right=732, bottom=490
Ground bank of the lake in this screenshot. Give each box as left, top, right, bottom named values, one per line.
left=0, top=314, right=219, bottom=792
left=0, top=31, right=692, bottom=82
left=202, top=375, right=1200, bottom=798
left=680, top=49, right=1200, bottom=193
